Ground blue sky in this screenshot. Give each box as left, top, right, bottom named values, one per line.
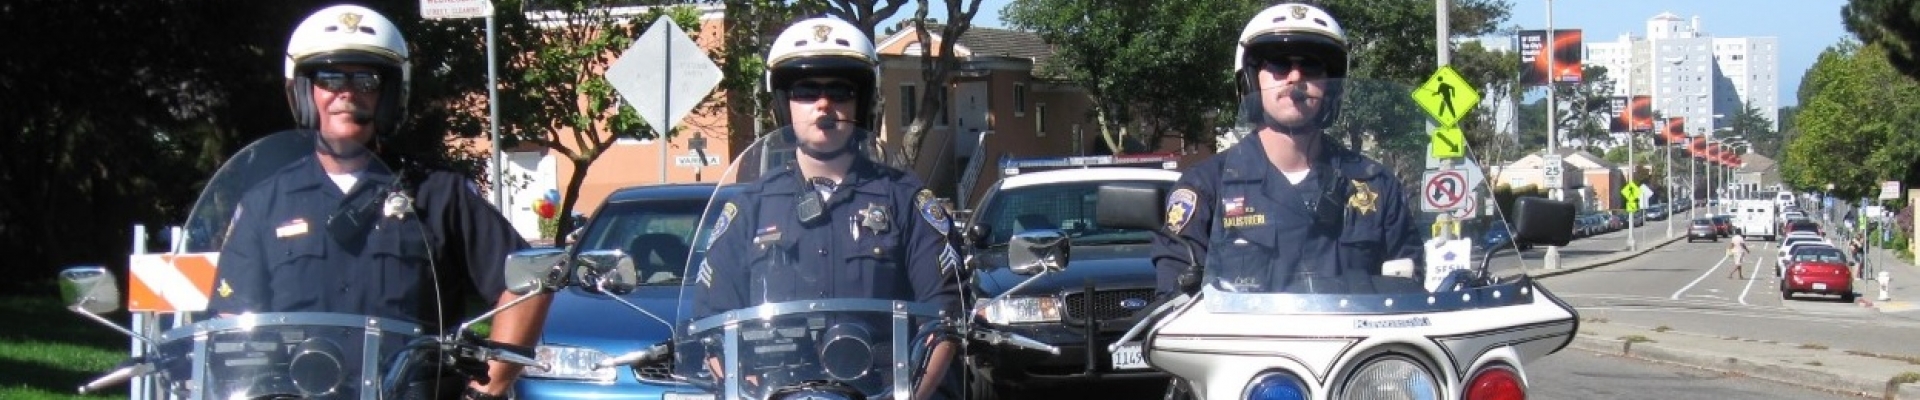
left=885, top=0, right=1852, bottom=108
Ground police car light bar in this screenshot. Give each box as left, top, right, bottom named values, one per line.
left=999, top=154, right=1181, bottom=176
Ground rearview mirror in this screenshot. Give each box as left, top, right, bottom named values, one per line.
left=575, top=249, right=637, bottom=295
left=1094, top=183, right=1164, bottom=232
left=1513, top=197, right=1576, bottom=247
left=1007, top=230, right=1070, bottom=275
left=503, top=248, right=567, bottom=295
left=60, top=266, right=121, bottom=315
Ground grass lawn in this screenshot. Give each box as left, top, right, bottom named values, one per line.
left=0, top=294, right=129, bottom=399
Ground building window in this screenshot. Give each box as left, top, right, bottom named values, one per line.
left=900, top=84, right=918, bottom=122
left=1014, top=83, right=1028, bottom=117
left=1035, top=102, right=1048, bottom=137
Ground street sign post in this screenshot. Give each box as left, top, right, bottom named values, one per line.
left=1543, top=154, right=1564, bottom=190
left=608, top=16, right=724, bottom=183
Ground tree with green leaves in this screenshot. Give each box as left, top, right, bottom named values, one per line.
left=1002, top=0, right=1260, bottom=155
left=1843, top=0, right=1920, bottom=82
left=1781, top=40, right=1920, bottom=199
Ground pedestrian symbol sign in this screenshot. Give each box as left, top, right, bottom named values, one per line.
left=1431, top=126, right=1466, bottom=159
left=1621, top=183, right=1641, bottom=212
left=1411, top=66, right=1480, bottom=128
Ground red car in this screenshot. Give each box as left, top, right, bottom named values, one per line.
left=1781, top=245, right=1854, bottom=302
left=1710, top=215, right=1735, bottom=237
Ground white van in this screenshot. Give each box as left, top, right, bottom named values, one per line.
left=1733, top=199, right=1778, bottom=241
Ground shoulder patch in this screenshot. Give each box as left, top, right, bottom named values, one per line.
left=706, top=202, right=738, bottom=249
left=915, top=189, right=951, bottom=236
left=1166, top=188, right=1198, bottom=233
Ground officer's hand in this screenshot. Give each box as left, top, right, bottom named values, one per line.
left=448, top=331, right=494, bottom=386
left=1176, top=265, right=1204, bottom=295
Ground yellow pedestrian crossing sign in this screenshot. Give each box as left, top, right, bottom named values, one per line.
left=1431, top=126, right=1466, bottom=159
left=1621, top=183, right=1641, bottom=212
left=1411, top=66, right=1481, bottom=127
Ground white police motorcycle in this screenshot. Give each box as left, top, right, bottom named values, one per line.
left=59, top=130, right=556, bottom=399
left=1103, top=79, right=1581, bottom=400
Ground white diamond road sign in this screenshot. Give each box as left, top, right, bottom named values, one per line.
left=607, top=16, right=724, bottom=134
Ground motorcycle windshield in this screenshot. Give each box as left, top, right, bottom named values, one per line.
left=1192, top=78, right=1542, bottom=315
left=166, top=130, right=440, bottom=399
left=675, top=127, right=944, bottom=400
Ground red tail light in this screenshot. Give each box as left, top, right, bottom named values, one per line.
left=1465, top=365, right=1525, bottom=400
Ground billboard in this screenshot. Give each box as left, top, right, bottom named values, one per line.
left=1608, top=95, right=1654, bottom=133
left=1519, top=29, right=1583, bottom=86
left=1655, top=117, right=1686, bottom=145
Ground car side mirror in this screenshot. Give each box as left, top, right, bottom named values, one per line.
left=1513, top=197, right=1576, bottom=247
left=1007, top=230, right=1070, bottom=275
left=1094, top=183, right=1165, bottom=231
left=964, top=223, right=992, bottom=250
left=60, top=266, right=121, bottom=315
left=503, top=247, right=567, bottom=295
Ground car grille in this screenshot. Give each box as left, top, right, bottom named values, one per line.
left=1063, top=288, right=1156, bottom=323
left=631, top=359, right=676, bottom=384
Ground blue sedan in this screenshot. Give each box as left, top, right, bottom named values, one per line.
left=515, top=183, right=735, bottom=400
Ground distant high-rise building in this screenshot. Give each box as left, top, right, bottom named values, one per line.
left=1586, top=12, right=1779, bottom=136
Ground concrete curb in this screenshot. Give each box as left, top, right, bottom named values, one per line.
left=1530, top=234, right=1686, bottom=279
left=1568, top=334, right=1920, bottom=400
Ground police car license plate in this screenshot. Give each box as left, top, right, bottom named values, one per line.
left=1111, top=342, right=1148, bottom=370
left=1813, top=283, right=1828, bottom=290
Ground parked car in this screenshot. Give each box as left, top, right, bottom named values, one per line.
left=515, top=183, right=736, bottom=400
left=1687, top=218, right=1718, bottom=242
left=1774, top=233, right=1832, bottom=277
left=961, top=163, right=1179, bottom=399
left=1481, top=222, right=1532, bottom=251
left=1781, top=244, right=1854, bottom=302
left=1785, top=220, right=1823, bottom=236
left=1710, top=215, right=1735, bottom=238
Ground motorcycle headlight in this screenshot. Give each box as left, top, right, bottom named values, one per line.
left=1244, top=371, right=1308, bottom=400
left=525, top=344, right=617, bottom=382
left=974, top=296, right=1061, bottom=324
left=1340, top=355, right=1440, bottom=400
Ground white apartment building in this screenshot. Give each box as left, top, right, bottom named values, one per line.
left=1585, top=12, right=1779, bottom=136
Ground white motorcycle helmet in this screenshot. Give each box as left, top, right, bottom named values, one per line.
left=764, top=15, right=881, bottom=131
left=1234, top=3, right=1350, bottom=128
left=284, top=4, right=411, bottom=137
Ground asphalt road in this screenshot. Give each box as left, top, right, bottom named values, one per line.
left=1539, top=230, right=1920, bottom=358
left=1530, top=349, right=1860, bottom=400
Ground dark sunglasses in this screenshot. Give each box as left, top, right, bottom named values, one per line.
left=789, top=81, right=858, bottom=103
left=1259, top=56, right=1327, bottom=77
left=312, top=70, right=383, bottom=94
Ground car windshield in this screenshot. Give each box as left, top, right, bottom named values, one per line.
left=976, top=179, right=1169, bottom=247
left=1792, top=247, right=1846, bottom=263
left=576, top=197, right=706, bottom=285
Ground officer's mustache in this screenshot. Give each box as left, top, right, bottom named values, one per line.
left=331, top=103, right=376, bottom=125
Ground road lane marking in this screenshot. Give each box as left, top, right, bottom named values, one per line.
left=1672, top=253, right=1732, bottom=300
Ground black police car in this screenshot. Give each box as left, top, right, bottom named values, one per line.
left=959, top=156, right=1180, bottom=399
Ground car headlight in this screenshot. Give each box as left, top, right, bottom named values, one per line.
left=525, top=344, right=617, bottom=382
left=1340, top=355, right=1439, bottom=400
left=974, top=296, right=1061, bottom=324
left=1244, top=371, right=1308, bottom=400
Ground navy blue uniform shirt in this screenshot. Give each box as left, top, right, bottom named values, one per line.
left=1152, top=133, right=1422, bottom=294
left=694, top=157, right=962, bottom=319
left=206, top=155, right=529, bottom=329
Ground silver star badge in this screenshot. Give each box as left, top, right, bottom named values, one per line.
left=383, top=191, right=413, bottom=220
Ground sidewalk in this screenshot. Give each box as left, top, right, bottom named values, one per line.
left=1534, top=231, right=1920, bottom=399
